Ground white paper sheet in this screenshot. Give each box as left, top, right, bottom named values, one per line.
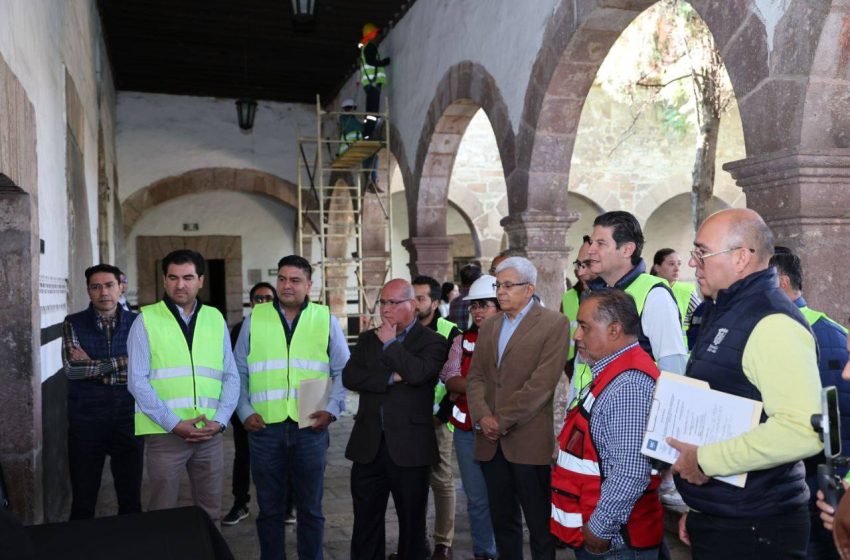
left=641, top=371, right=763, bottom=488
left=298, top=378, right=332, bottom=429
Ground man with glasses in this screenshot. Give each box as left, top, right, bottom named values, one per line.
left=234, top=255, right=349, bottom=559
left=222, top=282, right=278, bottom=526
left=668, top=208, right=823, bottom=559
left=62, top=264, right=142, bottom=519
left=466, top=257, right=571, bottom=560
left=344, top=279, right=449, bottom=560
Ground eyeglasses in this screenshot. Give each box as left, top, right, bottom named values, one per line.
left=469, top=301, right=496, bottom=310
left=88, top=282, right=117, bottom=292
left=689, top=247, right=754, bottom=267
left=252, top=295, right=275, bottom=303
left=572, top=260, right=591, bottom=269
left=378, top=298, right=412, bottom=307
left=494, top=281, right=529, bottom=290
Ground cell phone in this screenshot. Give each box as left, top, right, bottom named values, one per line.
left=815, top=386, right=845, bottom=508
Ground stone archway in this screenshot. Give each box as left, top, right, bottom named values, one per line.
left=406, top=62, right=516, bottom=281
left=122, top=167, right=298, bottom=237
left=0, top=54, right=41, bottom=524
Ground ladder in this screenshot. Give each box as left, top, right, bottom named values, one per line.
left=296, top=95, right=393, bottom=341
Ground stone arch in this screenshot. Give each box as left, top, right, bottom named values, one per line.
left=122, top=167, right=298, bottom=237
left=514, top=0, right=811, bottom=218
left=447, top=199, right=482, bottom=260
left=410, top=62, right=516, bottom=239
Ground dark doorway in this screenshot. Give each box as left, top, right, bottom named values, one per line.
left=154, top=258, right=227, bottom=317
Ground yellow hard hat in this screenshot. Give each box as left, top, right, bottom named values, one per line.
left=362, top=23, right=378, bottom=37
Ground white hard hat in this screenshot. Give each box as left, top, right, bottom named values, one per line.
left=341, top=98, right=356, bottom=109
left=463, top=275, right=497, bottom=301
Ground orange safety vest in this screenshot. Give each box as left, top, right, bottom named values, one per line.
left=550, top=345, right=663, bottom=550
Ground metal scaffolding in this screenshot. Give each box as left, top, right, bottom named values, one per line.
left=296, top=94, right=393, bottom=341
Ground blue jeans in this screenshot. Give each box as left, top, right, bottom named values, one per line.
left=574, top=544, right=659, bottom=559
left=249, top=421, right=329, bottom=560
left=454, top=428, right=497, bottom=557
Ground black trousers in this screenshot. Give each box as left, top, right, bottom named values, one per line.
left=479, top=444, right=554, bottom=560
left=363, top=85, right=382, bottom=138
left=350, top=436, right=431, bottom=560
left=687, top=505, right=810, bottom=560
left=230, top=413, right=251, bottom=507
left=67, top=382, right=144, bottom=520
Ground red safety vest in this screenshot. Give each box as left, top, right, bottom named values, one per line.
left=449, top=331, right=477, bottom=431
left=550, top=345, right=663, bottom=550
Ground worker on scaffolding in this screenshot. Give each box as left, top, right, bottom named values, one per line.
left=358, top=22, right=390, bottom=140
left=337, top=98, right=363, bottom=156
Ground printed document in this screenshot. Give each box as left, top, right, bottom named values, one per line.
left=298, top=377, right=332, bottom=429
left=641, top=371, right=762, bottom=487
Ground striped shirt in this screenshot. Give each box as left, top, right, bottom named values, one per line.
left=582, top=342, right=656, bottom=545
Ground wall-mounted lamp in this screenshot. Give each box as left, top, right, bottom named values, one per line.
left=235, top=98, right=258, bottom=131
left=291, top=0, right=316, bottom=24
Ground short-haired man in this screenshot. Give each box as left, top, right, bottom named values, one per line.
left=771, top=246, right=850, bottom=559
left=128, top=249, right=240, bottom=526
left=466, top=257, right=571, bottom=559
left=62, top=264, right=142, bottom=520
left=235, top=255, right=349, bottom=559
left=669, top=209, right=823, bottom=558
left=448, top=263, right=483, bottom=330
left=344, top=279, right=448, bottom=560
left=587, top=211, right=688, bottom=375
left=551, top=290, right=663, bottom=558
left=562, top=235, right=597, bottom=408
left=222, top=281, right=278, bottom=527
left=411, top=275, right=462, bottom=560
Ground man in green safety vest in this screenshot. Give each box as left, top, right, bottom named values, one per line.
left=408, top=275, right=461, bottom=560
left=560, top=235, right=596, bottom=409
left=337, top=98, right=363, bottom=155
left=128, top=249, right=240, bottom=527
left=234, top=254, right=349, bottom=560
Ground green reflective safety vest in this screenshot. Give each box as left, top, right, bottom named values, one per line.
left=247, top=302, right=331, bottom=424
left=338, top=114, right=364, bottom=155
left=135, top=301, right=226, bottom=435
left=561, top=288, right=580, bottom=361
left=359, top=46, right=387, bottom=86
left=800, top=306, right=849, bottom=334
left=567, top=273, right=670, bottom=410
left=433, top=317, right=458, bottom=432
left=672, top=281, right=698, bottom=347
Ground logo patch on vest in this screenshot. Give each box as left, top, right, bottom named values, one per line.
left=708, top=328, right=729, bottom=353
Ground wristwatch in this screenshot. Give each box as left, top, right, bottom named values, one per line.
left=218, top=423, right=227, bottom=434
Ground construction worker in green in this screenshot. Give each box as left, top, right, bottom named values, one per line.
left=358, top=22, right=390, bottom=139
left=561, top=235, right=596, bottom=409
left=651, top=248, right=701, bottom=343
left=337, top=98, right=363, bottom=155
left=234, top=254, right=349, bottom=560
left=406, top=275, right=461, bottom=560
left=128, top=249, right=240, bottom=527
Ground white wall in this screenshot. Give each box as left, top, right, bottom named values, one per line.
left=125, top=191, right=296, bottom=305
left=117, top=92, right=315, bottom=197
left=0, top=1, right=116, bottom=380
left=333, top=0, right=561, bottom=170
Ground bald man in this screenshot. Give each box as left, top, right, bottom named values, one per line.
left=343, top=279, right=449, bottom=560
left=668, top=209, right=823, bottom=559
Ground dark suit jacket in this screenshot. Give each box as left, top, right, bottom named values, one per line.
left=343, top=321, right=448, bottom=467
left=466, top=301, right=570, bottom=465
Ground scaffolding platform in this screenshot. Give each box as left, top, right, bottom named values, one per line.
left=330, top=140, right=382, bottom=169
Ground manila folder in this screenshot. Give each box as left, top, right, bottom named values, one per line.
left=298, top=378, right=332, bottom=429
left=641, top=371, right=763, bottom=488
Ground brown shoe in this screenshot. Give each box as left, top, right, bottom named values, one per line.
left=431, top=544, right=452, bottom=560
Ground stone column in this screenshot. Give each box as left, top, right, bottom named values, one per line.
left=500, top=211, right=579, bottom=309
left=402, top=236, right=455, bottom=281
left=724, top=150, right=850, bottom=326
left=325, top=264, right=350, bottom=335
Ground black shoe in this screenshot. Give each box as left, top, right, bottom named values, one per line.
left=222, top=504, right=249, bottom=526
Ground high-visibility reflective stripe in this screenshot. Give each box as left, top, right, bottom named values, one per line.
left=452, top=406, right=467, bottom=424
left=251, top=389, right=299, bottom=403
left=196, top=396, right=220, bottom=410
left=582, top=393, right=596, bottom=413
left=150, top=367, right=192, bottom=380
left=249, top=359, right=330, bottom=374
left=557, top=450, right=600, bottom=476
left=462, top=339, right=475, bottom=352
left=551, top=504, right=583, bottom=528
left=194, top=366, right=224, bottom=381
left=156, top=396, right=221, bottom=411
